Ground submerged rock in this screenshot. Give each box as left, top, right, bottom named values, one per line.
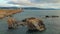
left=45, top=15, right=59, bottom=18
left=22, top=17, right=46, bottom=31
left=51, top=16, right=59, bottom=17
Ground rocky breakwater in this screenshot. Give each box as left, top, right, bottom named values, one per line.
left=0, top=9, right=22, bottom=19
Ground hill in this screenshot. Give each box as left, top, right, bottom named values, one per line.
left=0, top=7, right=57, bottom=10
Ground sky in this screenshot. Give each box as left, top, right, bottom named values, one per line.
left=0, top=0, right=60, bottom=9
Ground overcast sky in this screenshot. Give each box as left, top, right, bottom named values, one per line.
left=0, top=0, right=60, bottom=8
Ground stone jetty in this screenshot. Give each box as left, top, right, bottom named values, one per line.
left=0, top=9, right=22, bottom=19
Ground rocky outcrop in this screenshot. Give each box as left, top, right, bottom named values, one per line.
left=45, top=15, right=59, bottom=18
left=22, top=17, right=46, bottom=31
left=7, top=17, right=46, bottom=31
left=0, top=9, right=22, bottom=19
left=7, top=16, right=17, bottom=29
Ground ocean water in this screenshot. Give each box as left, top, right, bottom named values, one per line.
left=0, top=10, right=60, bottom=34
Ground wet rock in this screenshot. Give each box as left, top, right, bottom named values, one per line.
left=22, top=17, right=46, bottom=31
left=51, top=16, right=59, bottom=17
left=7, top=16, right=17, bottom=29
left=7, top=17, right=46, bottom=31
left=45, top=15, right=59, bottom=18
left=45, top=16, right=50, bottom=18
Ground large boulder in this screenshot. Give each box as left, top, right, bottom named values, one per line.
left=22, top=17, right=46, bottom=31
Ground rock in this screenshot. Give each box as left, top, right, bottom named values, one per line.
left=7, top=17, right=46, bottom=31
left=7, top=16, right=17, bottom=29
left=22, top=17, right=46, bottom=31
left=0, top=9, right=22, bottom=19
left=51, top=16, right=59, bottom=17
left=45, top=15, right=59, bottom=18
left=45, top=16, right=50, bottom=18
left=0, top=15, right=5, bottom=19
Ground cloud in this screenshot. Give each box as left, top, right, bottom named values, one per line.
left=30, top=0, right=60, bottom=3
left=8, top=0, right=32, bottom=5
left=0, top=0, right=17, bottom=7
left=7, top=0, right=60, bottom=8
left=0, top=0, right=60, bottom=8
left=0, top=4, right=19, bottom=7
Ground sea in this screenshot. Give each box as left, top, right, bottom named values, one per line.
left=0, top=10, right=60, bottom=34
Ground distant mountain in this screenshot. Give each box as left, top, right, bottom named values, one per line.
left=22, top=7, right=57, bottom=10
left=0, top=7, right=20, bottom=9
left=0, top=7, right=58, bottom=10
left=22, top=7, right=41, bottom=10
